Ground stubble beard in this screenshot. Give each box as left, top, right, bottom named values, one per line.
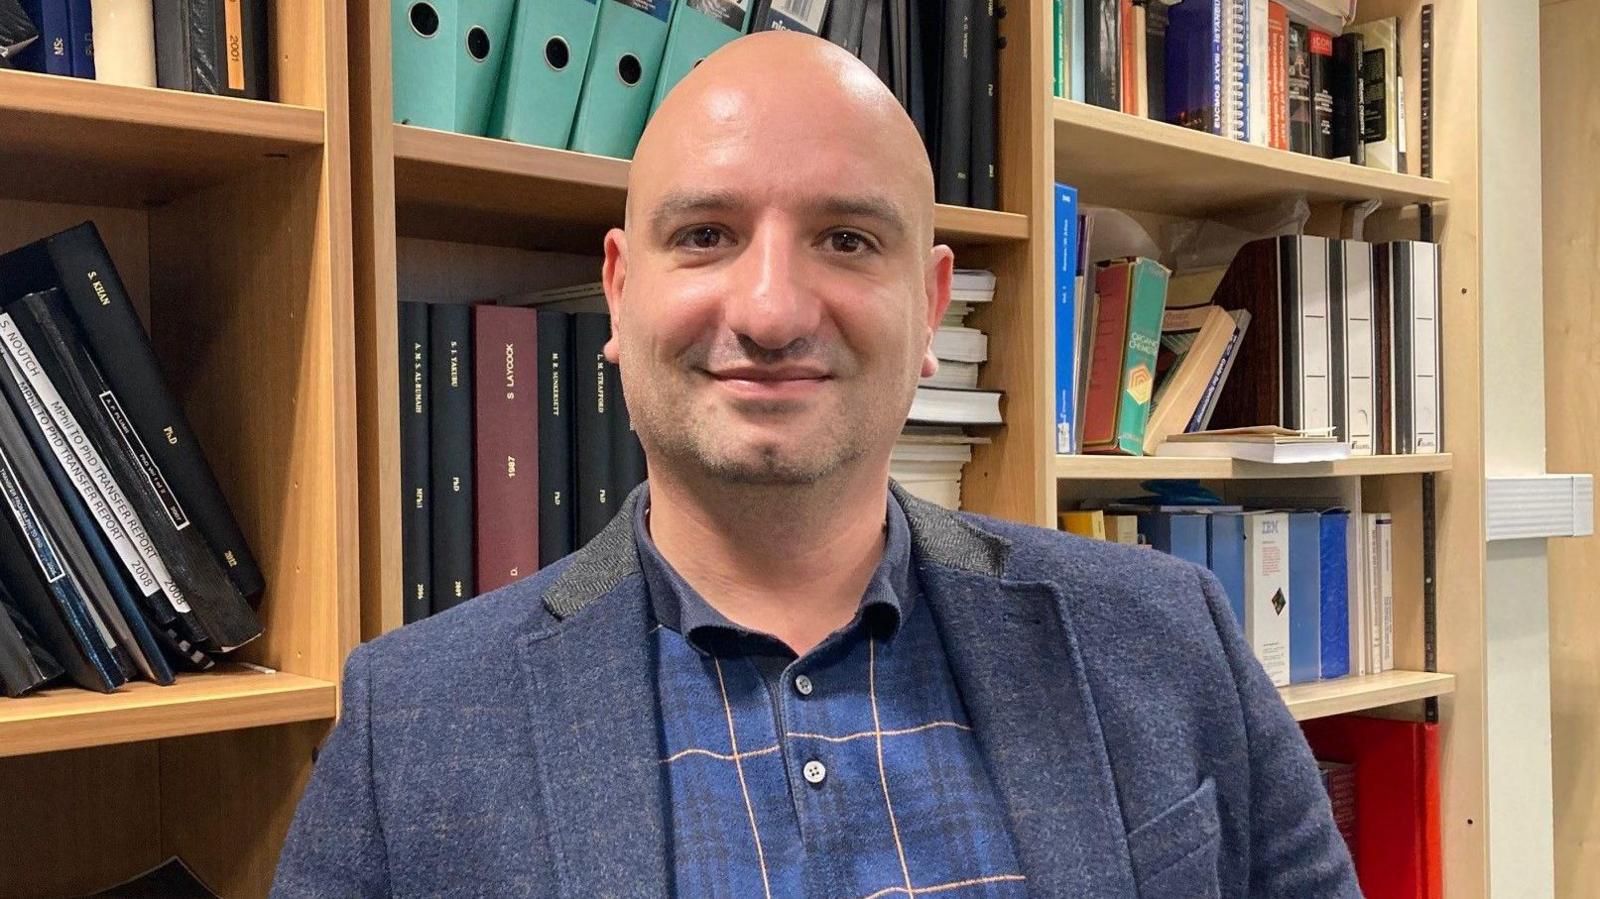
left=635, top=388, right=869, bottom=487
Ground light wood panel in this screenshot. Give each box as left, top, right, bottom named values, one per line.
left=1054, top=453, right=1453, bottom=481
left=0, top=668, right=335, bottom=757
left=1540, top=2, right=1600, bottom=895
left=0, top=70, right=323, bottom=209
left=1281, top=670, right=1457, bottom=721
left=1051, top=98, right=1451, bottom=217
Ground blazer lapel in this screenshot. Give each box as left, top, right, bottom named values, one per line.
left=517, top=489, right=669, bottom=898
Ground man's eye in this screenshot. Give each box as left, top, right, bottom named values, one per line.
left=679, top=227, right=727, bottom=250
left=828, top=230, right=871, bottom=254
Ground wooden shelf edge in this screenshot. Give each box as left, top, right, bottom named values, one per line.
left=0, top=667, right=337, bottom=758
left=1051, top=98, right=1451, bottom=208
left=0, top=69, right=324, bottom=148
left=1282, top=670, right=1456, bottom=721
left=1054, top=453, right=1454, bottom=481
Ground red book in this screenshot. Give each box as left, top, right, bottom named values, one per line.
left=1267, top=2, right=1290, bottom=150
left=473, top=305, right=540, bottom=593
left=1302, top=714, right=1442, bottom=899
left=1120, top=0, right=1140, bottom=115
left=1081, top=262, right=1133, bottom=450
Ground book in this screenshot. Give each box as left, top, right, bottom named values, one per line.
left=1084, top=0, right=1119, bottom=111
left=0, top=222, right=267, bottom=603
left=1286, top=509, right=1322, bottom=684
left=1157, top=426, right=1351, bottom=464
left=1308, top=26, right=1334, bottom=157
left=1208, top=236, right=1334, bottom=435
left=1207, top=511, right=1247, bottom=626
left=572, top=312, right=615, bottom=546
left=1140, top=511, right=1207, bottom=567
left=1286, top=20, right=1313, bottom=153
left=1143, top=303, right=1237, bottom=454
left=1059, top=509, right=1106, bottom=539
left=15, top=0, right=70, bottom=74
left=1243, top=510, right=1290, bottom=686
left=1265, top=2, right=1288, bottom=149
left=1054, top=183, right=1080, bottom=453
left=1333, top=240, right=1377, bottom=455
left=907, top=386, right=1001, bottom=426
left=968, top=0, right=998, bottom=210
left=536, top=310, right=574, bottom=567
left=1082, top=256, right=1171, bottom=456
left=429, top=303, right=475, bottom=611
left=1302, top=715, right=1441, bottom=898
left=1348, top=16, right=1404, bottom=172
left=0, top=577, right=61, bottom=696
left=91, top=0, right=158, bottom=86
left=934, top=0, right=974, bottom=206
left=1331, top=31, right=1364, bottom=164
left=1376, top=241, right=1443, bottom=454
left=1318, top=508, right=1350, bottom=679
left=6, top=290, right=260, bottom=652
left=397, top=302, right=431, bottom=624
left=153, top=0, right=270, bottom=98
left=1163, top=0, right=1219, bottom=133
left=472, top=305, right=539, bottom=594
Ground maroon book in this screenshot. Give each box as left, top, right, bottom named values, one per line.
left=473, top=305, right=540, bottom=593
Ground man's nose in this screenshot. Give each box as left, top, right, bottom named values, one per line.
left=722, top=224, right=823, bottom=352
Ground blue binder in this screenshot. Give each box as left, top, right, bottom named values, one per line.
left=1206, top=512, right=1246, bottom=628
left=392, top=0, right=458, bottom=129
left=1287, top=511, right=1323, bottom=684
left=454, top=0, right=518, bottom=135
left=1318, top=510, right=1351, bottom=679
left=1141, top=512, right=1208, bottom=569
left=648, top=0, right=752, bottom=117
left=568, top=0, right=672, bottom=159
left=16, top=0, right=71, bottom=75
left=488, top=0, right=603, bottom=148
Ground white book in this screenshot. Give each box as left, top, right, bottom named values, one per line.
left=920, top=360, right=979, bottom=390
left=932, top=327, right=989, bottom=364
left=1378, top=514, right=1395, bottom=670
left=1339, top=241, right=1377, bottom=455
left=1405, top=242, right=1443, bottom=453
left=1244, top=512, right=1292, bottom=686
left=92, top=0, right=157, bottom=87
left=1248, top=0, right=1270, bottom=145
left=891, top=442, right=973, bottom=464
left=890, top=459, right=968, bottom=480
left=1154, top=437, right=1350, bottom=464
left=1348, top=511, right=1368, bottom=675
left=1287, top=236, right=1334, bottom=433
left=951, top=269, right=997, bottom=298
left=908, top=388, right=1002, bottom=426
left=1362, top=512, right=1386, bottom=673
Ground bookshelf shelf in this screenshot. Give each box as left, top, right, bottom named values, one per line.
left=1051, top=98, right=1451, bottom=217
left=0, top=667, right=337, bottom=759
left=1281, top=670, right=1456, bottom=722
left=1054, top=453, right=1454, bottom=480
left=392, top=124, right=1031, bottom=250
left=0, top=69, right=325, bottom=209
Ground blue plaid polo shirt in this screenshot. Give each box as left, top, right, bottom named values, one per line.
left=635, top=488, right=1028, bottom=898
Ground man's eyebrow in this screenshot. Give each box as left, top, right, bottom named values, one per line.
left=808, top=195, right=910, bottom=240
left=647, top=190, right=744, bottom=236
left=643, top=190, right=912, bottom=240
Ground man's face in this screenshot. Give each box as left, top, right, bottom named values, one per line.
left=603, top=70, right=951, bottom=487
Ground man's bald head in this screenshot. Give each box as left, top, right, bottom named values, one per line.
left=628, top=30, right=936, bottom=247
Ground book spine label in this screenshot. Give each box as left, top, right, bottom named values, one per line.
left=1053, top=184, right=1080, bottom=453
left=472, top=305, right=539, bottom=594
left=398, top=302, right=430, bottom=623
left=573, top=314, right=615, bottom=546
left=429, top=304, right=475, bottom=611
left=1244, top=511, right=1291, bottom=686
left=537, top=311, right=574, bottom=567
left=1081, top=262, right=1133, bottom=451
left=1266, top=2, right=1288, bottom=149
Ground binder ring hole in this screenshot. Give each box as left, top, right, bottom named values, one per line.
left=467, top=26, right=492, bottom=62
left=618, top=53, right=642, bottom=86
left=544, top=36, right=570, bottom=71
left=408, top=2, right=439, bottom=38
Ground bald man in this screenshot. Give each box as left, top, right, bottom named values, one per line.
left=274, top=32, right=1358, bottom=898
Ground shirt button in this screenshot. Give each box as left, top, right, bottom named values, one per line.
left=794, top=674, right=814, bottom=696
left=802, top=759, right=827, bottom=785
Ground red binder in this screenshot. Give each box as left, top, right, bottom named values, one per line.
left=1301, top=714, right=1441, bottom=899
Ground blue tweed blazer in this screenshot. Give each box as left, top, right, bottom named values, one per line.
left=272, top=484, right=1359, bottom=898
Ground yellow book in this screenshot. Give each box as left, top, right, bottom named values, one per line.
left=1105, top=514, right=1141, bottom=546
left=1059, top=510, right=1107, bottom=540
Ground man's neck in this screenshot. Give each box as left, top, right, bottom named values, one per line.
left=645, top=466, right=893, bottom=656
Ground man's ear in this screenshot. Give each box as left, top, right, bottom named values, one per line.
left=601, top=227, right=627, bottom=363
left=921, top=244, right=956, bottom=378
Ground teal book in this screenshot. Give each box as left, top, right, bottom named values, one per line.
left=393, top=0, right=458, bottom=129
left=648, top=0, right=752, bottom=117
left=488, top=0, right=603, bottom=147
left=568, top=0, right=672, bottom=159
left=454, top=0, right=518, bottom=135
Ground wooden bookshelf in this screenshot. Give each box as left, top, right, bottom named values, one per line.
left=0, top=668, right=337, bottom=758
left=1052, top=97, right=1452, bottom=217
left=1055, top=453, right=1454, bottom=481
left=1281, top=670, right=1457, bottom=722
left=0, top=0, right=358, bottom=894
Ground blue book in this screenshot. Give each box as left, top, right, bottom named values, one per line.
left=1164, top=0, right=1222, bottom=134
left=65, top=0, right=91, bottom=77
left=1318, top=510, right=1351, bottom=679
left=1287, top=511, right=1323, bottom=684
left=16, top=0, right=71, bottom=75
left=1206, top=512, right=1246, bottom=627
left=1142, top=512, right=1208, bottom=568
left=1053, top=183, right=1079, bottom=453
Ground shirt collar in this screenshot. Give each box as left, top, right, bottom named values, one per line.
left=633, top=481, right=915, bottom=656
